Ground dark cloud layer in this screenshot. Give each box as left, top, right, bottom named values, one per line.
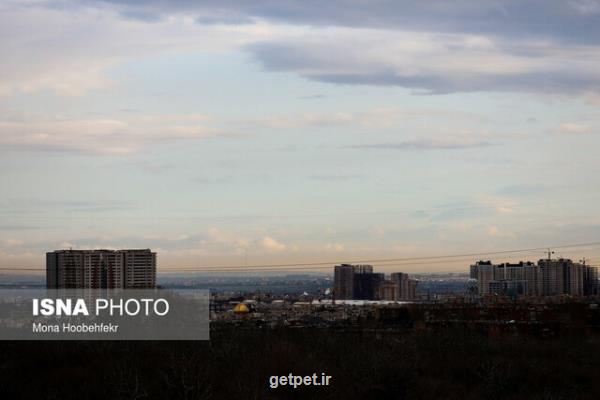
left=84, top=0, right=600, bottom=95
left=96, top=1, right=600, bottom=44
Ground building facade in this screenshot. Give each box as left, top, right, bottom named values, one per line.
left=353, top=272, right=385, bottom=300
left=378, top=280, right=399, bottom=300
left=333, top=264, right=373, bottom=300
left=46, top=249, right=156, bottom=289
left=334, top=264, right=418, bottom=300
left=471, top=258, right=598, bottom=297
left=390, top=272, right=419, bottom=300
left=121, top=249, right=157, bottom=288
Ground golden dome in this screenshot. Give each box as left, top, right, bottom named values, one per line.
left=233, top=303, right=250, bottom=314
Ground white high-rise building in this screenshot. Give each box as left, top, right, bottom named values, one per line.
left=46, top=249, right=156, bottom=289
left=471, top=258, right=597, bottom=297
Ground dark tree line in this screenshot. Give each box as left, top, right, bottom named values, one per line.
left=1, top=326, right=599, bottom=399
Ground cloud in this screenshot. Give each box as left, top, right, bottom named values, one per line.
left=59, top=242, right=75, bottom=249
left=368, top=227, right=386, bottom=238
left=0, top=229, right=300, bottom=265
left=558, top=122, right=593, bottom=134
left=496, top=184, right=555, bottom=197
left=0, top=4, right=282, bottom=96
left=38, top=234, right=210, bottom=254
left=299, top=94, right=327, bottom=99
left=429, top=204, right=492, bottom=222
left=584, top=92, right=600, bottom=106
left=127, top=161, right=180, bottom=174
left=488, top=225, right=500, bottom=236
left=94, top=1, right=600, bottom=46
left=495, top=206, right=516, bottom=215
left=3, top=2, right=600, bottom=97
left=0, top=226, right=38, bottom=232
left=191, top=176, right=235, bottom=184
left=206, top=228, right=250, bottom=251
left=2, top=239, right=25, bottom=247
left=244, top=107, right=478, bottom=129
left=309, top=175, right=365, bottom=182
left=246, top=110, right=390, bottom=129
left=261, top=236, right=287, bottom=253
left=0, top=114, right=227, bottom=154
left=325, top=243, right=344, bottom=252
left=418, top=197, right=519, bottom=222
left=478, top=196, right=518, bottom=215
left=1, top=198, right=137, bottom=214
left=247, top=27, right=600, bottom=95
left=570, top=0, right=600, bottom=15
left=487, top=225, right=516, bottom=239
left=345, top=138, right=494, bottom=150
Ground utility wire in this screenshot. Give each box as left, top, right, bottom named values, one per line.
left=155, top=241, right=600, bottom=271
left=2, top=241, right=599, bottom=272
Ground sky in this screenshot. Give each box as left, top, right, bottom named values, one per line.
left=1, top=0, right=600, bottom=273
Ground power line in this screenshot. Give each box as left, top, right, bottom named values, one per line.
left=157, top=254, right=559, bottom=273
left=0, top=268, right=44, bottom=271
left=156, top=256, right=551, bottom=273
left=3, top=241, right=599, bottom=272
left=155, top=241, right=600, bottom=271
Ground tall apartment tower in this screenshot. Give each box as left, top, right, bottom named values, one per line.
left=584, top=265, right=599, bottom=296
left=378, top=280, right=399, bottom=300
left=120, top=249, right=157, bottom=288
left=353, top=272, right=385, bottom=300
left=85, top=250, right=124, bottom=288
left=472, top=258, right=597, bottom=297
left=471, top=261, right=497, bottom=296
left=46, top=250, right=86, bottom=289
left=333, top=264, right=373, bottom=300
left=538, top=258, right=567, bottom=296
left=46, top=249, right=156, bottom=289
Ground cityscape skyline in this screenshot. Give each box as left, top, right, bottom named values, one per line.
left=2, top=1, right=600, bottom=272
left=39, top=247, right=600, bottom=300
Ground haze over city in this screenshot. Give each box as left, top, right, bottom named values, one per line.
left=2, top=1, right=600, bottom=272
